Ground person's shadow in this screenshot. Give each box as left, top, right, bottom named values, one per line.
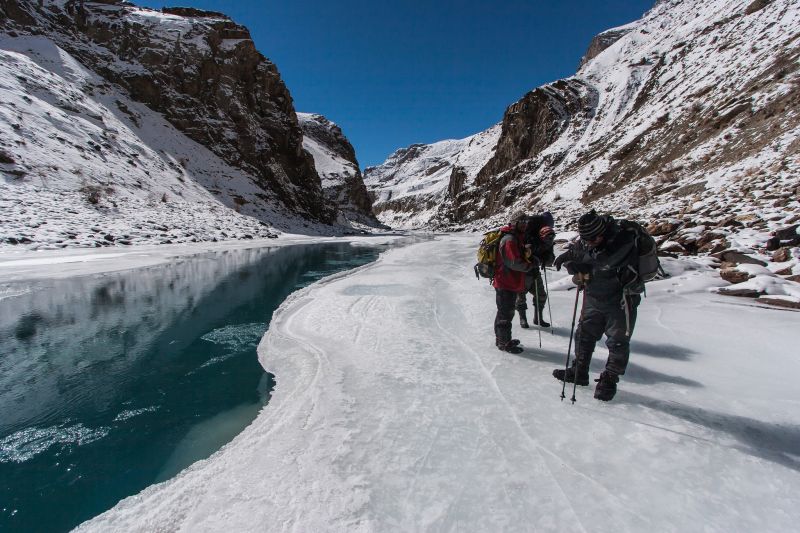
left=513, top=346, right=702, bottom=388
left=616, top=391, right=800, bottom=472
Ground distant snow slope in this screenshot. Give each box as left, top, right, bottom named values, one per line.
left=363, top=125, right=500, bottom=228
left=365, top=0, right=800, bottom=233
left=74, top=234, right=800, bottom=532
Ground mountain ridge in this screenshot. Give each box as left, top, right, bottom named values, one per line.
left=364, top=0, right=799, bottom=246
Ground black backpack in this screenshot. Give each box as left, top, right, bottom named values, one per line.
left=618, top=220, right=663, bottom=284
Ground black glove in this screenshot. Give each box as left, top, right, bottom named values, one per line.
left=553, top=250, right=571, bottom=271
left=566, top=262, right=592, bottom=275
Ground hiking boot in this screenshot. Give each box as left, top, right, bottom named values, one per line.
left=518, top=310, right=529, bottom=329
left=594, top=371, right=619, bottom=401
left=497, top=340, right=523, bottom=354
left=496, top=338, right=520, bottom=348
left=533, top=316, right=551, bottom=328
left=533, top=306, right=550, bottom=328
left=552, top=364, right=589, bottom=386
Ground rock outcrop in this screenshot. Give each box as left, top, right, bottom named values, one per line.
left=578, top=26, right=634, bottom=68
left=297, top=113, right=380, bottom=228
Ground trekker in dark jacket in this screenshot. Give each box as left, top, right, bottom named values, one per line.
left=552, top=210, right=641, bottom=401
left=493, top=211, right=537, bottom=354
left=516, top=212, right=556, bottom=329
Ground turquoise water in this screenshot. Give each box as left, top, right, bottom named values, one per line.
left=0, top=242, right=383, bottom=533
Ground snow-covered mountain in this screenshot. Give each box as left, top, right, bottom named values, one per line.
left=297, top=113, right=381, bottom=229
left=365, top=0, right=800, bottom=240
left=0, top=0, right=379, bottom=250
left=363, top=125, right=501, bottom=228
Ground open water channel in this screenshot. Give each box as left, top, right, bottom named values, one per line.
left=0, top=241, right=386, bottom=532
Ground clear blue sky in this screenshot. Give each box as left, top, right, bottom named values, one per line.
left=135, top=0, right=654, bottom=167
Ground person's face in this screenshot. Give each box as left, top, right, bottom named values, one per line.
left=584, top=233, right=605, bottom=249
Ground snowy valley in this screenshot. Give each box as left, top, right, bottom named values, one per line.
left=1, top=0, right=799, bottom=531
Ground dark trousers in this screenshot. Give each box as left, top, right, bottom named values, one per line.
left=575, top=294, right=640, bottom=375
left=514, top=270, right=546, bottom=312
left=494, top=288, right=517, bottom=345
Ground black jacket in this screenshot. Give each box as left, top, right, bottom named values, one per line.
left=557, top=216, right=639, bottom=299
left=524, top=215, right=556, bottom=271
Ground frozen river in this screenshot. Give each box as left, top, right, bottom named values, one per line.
left=0, top=241, right=385, bottom=533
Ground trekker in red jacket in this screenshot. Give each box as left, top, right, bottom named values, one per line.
left=493, top=211, right=538, bottom=354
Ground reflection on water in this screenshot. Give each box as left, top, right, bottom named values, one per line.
left=0, top=242, right=383, bottom=533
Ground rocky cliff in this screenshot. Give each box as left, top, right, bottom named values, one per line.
left=1, top=0, right=381, bottom=250
left=297, top=113, right=380, bottom=228
left=0, top=0, right=336, bottom=222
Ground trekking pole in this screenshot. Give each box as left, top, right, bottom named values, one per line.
left=543, top=266, right=554, bottom=335
left=560, top=285, right=582, bottom=401
left=534, top=273, right=542, bottom=348
left=570, top=283, right=588, bottom=404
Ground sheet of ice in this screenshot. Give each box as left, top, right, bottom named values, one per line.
left=75, top=234, right=800, bottom=532
left=0, top=233, right=404, bottom=283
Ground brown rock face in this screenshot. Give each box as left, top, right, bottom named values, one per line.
left=449, top=79, right=597, bottom=222
left=4, top=0, right=333, bottom=223
left=447, top=166, right=467, bottom=199
left=477, top=80, right=596, bottom=185
left=578, top=28, right=633, bottom=69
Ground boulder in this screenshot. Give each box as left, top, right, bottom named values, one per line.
left=775, top=266, right=794, bottom=275
left=698, top=240, right=727, bottom=254
left=714, top=216, right=745, bottom=229
left=765, top=236, right=782, bottom=251
left=717, top=287, right=762, bottom=297
left=757, top=297, right=800, bottom=310
left=694, top=231, right=719, bottom=247
left=774, top=224, right=799, bottom=241
left=660, top=241, right=686, bottom=254
left=771, top=247, right=792, bottom=263
left=720, top=268, right=751, bottom=284
left=647, top=220, right=681, bottom=236
left=714, top=250, right=767, bottom=266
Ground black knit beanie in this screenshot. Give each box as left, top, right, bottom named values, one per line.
left=578, top=210, right=607, bottom=240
